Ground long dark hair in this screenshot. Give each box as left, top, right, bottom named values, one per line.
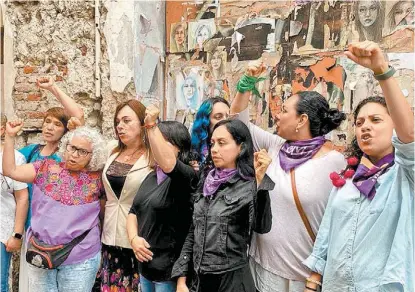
left=191, top=97, right=230, bottom=162
left=345, top=96, right=388, bottom=169
left=200, top=119, right=255, bottom=188
left=296, top=91, right=346, bottom=137
left=158, top=121, right=193, bottom=165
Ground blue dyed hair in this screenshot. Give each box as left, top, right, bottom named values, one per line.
left=191, top=97, right=230, bottom=162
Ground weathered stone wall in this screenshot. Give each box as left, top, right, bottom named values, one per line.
left=2, top=1, right=163, bottom=290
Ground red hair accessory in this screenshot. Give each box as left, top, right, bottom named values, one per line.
left=330, top=156, right=358, bottom=188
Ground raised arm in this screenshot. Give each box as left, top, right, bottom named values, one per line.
left=3, top=120, right=36, bottom=183
left=345, top=41, right=414, bottom=143
left=144, top=104, right=177, bottom=173
left=37, top=77, right=84, bottom=122
left=230, top=60, right=267, bottom=115
left=230, top=62, right=284, bottom=152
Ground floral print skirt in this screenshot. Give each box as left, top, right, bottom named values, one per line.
left=92, top=244, right=140, bottom=292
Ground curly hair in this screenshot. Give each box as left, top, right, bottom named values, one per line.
left=58, top=126, right=107, bottom=172
left=345, top=96, right=388, bottom=170
left=191, top=97, right=230, bottom=162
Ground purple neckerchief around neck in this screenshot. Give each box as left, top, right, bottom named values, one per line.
left=279, top=136, right=326, bottom=172
left=156, top=166, right=168, bottom=185
left=203, top=168, right=238, bottom=197
left=352, top=153, right=395, bottom=200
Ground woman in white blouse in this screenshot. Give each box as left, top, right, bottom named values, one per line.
left=0, top=114, right=28, bottom=292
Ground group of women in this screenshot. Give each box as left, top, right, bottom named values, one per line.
left=1, top=41, right=413, bottom=292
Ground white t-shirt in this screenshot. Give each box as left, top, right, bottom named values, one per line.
left=0, top=150, right=28, bottom=244
left=237, top=109, right=346, bottom=281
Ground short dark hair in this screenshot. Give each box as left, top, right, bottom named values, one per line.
left=158, top=121, right=193, bottom=165
left=296, top=91, right=346, bottom=137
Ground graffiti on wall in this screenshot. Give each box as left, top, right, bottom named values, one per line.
left=165, top=0, right=414, bottom=151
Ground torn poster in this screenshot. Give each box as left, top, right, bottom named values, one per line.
left=207, top=47, right=227, bottom=80
left=170, top=22, right=188, bottom=53
left=188, top=19, right=217, bottom=51
left=383, top=0, right=414, bottom=36
left=133, top=1, right=165, bottom=95
left=103, top=2, right=134, bottom=92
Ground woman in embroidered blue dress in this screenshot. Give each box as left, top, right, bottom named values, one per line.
left=303, top=41, right=414, bottom=292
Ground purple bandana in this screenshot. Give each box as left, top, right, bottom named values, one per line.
left=156, top=166, right=168, bottom=185
left=203, top=168, right=238, bottom=197
left=352, top=153, right=395, bottom=200
left=279, top=136, right=326, bottom=171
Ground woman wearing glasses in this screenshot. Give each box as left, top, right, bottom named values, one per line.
left=17, top=76, right=84, bottom=292
left=0, top=114, right=29, bottom=292
left=2, top=120, right=107, bottom=292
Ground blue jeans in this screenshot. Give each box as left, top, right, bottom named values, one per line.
left=140, top=275, right=176, bottom=292
left=28, top=252, right=100, bottom=292
left=0, top=243, right=12, bottom=292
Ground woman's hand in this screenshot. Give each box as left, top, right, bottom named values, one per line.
left=131, top=236, right=153, bottom=262
left=344, top=41, right=389, bottom=75
left=5, top=120, right=24, bottom=137
left=6, top=236, right=22, bottom=252
left=254, top=149, right=272, bottom=185
left=36, top=76, right=56, bottom=91
left=144, top=104, right=160, bottom=126
left=246, top=60, right=267, bottom=77
left=67, top=117, right=84, bottom=131
left=176, top=277, right=189, bottom=292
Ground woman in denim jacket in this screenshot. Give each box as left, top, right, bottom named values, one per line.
left=303, top=42, right=414, bottom=292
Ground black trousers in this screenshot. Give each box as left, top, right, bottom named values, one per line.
left=193, top=265, right=256, bottom=292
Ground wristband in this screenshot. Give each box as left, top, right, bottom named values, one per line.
left=306, top=277, right=322, bottom=286
left=305, top=286, right=317, bottom=292
left=374, top=65, right=396, bottom=81
left=143, top=123, right=157, bottom=130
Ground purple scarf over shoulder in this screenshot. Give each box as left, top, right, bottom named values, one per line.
left=203, top=168, right=238, bottom=197
left=156, top=166, right=168, bottom=185
left=352, top=153, right=395, bottom=200
left=279, top=136, right=326, bottom=171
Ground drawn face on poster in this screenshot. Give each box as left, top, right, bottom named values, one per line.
left=170, top=23, right=187, bottom=53
left=196, top=25, right=211, bottom=48
left=354, top=0, right=385, bottom=42
left=387, top=0, right=414, bottom=32
left=208, top=49, right=226, bottom=80
left=188, top=20, right=216, bottom=51
left=175, top=74, right=201, bottom=112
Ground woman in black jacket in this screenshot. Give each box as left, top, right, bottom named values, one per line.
left=172, top=119, right=273, bottom=292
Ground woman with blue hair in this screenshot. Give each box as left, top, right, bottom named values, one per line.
left=190, top=97, right=230, bottom=166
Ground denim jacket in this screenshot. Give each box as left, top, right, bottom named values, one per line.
left=171, top=174, right=274, bottom=278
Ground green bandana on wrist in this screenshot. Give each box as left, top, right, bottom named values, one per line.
left=236, top=74, right=267, bottom=98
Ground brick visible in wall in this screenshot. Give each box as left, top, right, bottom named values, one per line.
left=23, top=66, right=36, bottom=74
left=26, top=111, right=45, bottom=119
left=80, top=45, right=87, bottom=56
left=27, top=93, right=42, bottom=101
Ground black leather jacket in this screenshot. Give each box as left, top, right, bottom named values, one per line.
left=171, top=174, right=273, bottom=278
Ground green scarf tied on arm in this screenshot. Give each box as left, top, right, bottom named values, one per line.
left=236, top=74, right=267, bottom=98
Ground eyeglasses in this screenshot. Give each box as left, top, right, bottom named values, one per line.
left=66, top=144, right=92, bottom=157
